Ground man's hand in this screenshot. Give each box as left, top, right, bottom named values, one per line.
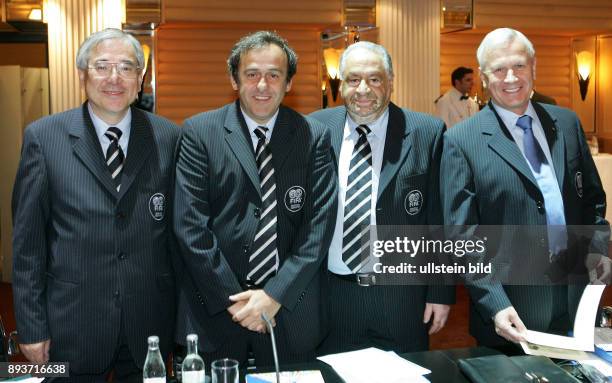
left=586, top=253, right=612, bottom=284
left=423, top=303, right=451, bottom=335
left=493, top=306, right=527, bottom=343
left=20, top=340, right=50, bottom=364
left=229, top=290, right=281, bottom=333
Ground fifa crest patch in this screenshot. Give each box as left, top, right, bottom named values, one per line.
left=149, top=193, right=165, bottom=221
left=404, top=190, right=423, bottom=215
left=284, top=186, right=306, bottom=212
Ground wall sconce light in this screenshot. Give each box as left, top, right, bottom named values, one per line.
left=575, top=50, right=593, bottom=101
left=323, top=47, right=343, bottom=101
left=28, top=8, right=43, bottom=21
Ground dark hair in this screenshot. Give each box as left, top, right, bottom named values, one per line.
left=227, top=31, right=298, bottom=84
left=451, top=67, right=473, bottom=86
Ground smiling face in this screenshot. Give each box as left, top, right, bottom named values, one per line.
left=230, top=44, right=292, bottom=125
left=340, top=47, right=393, bottom=125
left=78, top=38, right=143, bottom=125
left=480, top=39, right=535, bottom=115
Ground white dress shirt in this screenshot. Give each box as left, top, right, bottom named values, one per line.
left=435, top=87, right=478, bottom=128
left=241, top=107, right=279, bottom=151
left=328, top=108, right=389, bottom=274
left=89, top=103, right=131, bottom=157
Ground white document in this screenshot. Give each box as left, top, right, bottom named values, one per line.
left=318, top=347, right=431, bottom=383
left=523, top=284, right=605, bottom=352
left=245, top=370, right=324, bottom=383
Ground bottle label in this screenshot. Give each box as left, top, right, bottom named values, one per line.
left=182, top=371, right=205, bottom=383
left=143, top=378, right=166, bottom=383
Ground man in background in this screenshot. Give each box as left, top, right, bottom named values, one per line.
left=12, top=28, right=179, bottom=381
left=435, top=66, right=479, bottom=128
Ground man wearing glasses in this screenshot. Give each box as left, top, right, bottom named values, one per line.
left=12, top=28, right=179, bottom=381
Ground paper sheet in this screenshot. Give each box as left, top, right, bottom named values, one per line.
left=245, top=370, right=324, bottom=383
left=317, top=347, right=430, bottom=383
left=523, top=284, right=606, bottom=353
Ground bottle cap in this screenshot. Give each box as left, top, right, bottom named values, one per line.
left=186, top=333, right=198, bottom=343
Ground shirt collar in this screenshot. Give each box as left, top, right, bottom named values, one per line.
left=346, top=106, right=389, bottom=139
left=491, top=100, right=538, bottom=130
left=88, top=102, right=131, bottom=141
left=449, top=87, right=465, bottom=100
left=241, top=106, right=279, bottom=138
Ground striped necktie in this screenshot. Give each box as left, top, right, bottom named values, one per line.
left=105, top=127, right=124, bottom=192
left=342, top=124, right=373, bottom=273
left=247, top=126, right=279, bottom=285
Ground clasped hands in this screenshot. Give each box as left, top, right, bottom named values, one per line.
left=227, top=289, right=281, bottom=334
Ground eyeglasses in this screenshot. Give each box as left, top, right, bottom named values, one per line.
left=87, top=62, right=141, bottom=79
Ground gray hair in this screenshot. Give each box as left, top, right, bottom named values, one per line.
left=338, top=41, right=393, bottom=80
left=476, top=28, right=535, bottom=69
left=76, top=28, right=144, bottom=70
left=227, top=30, right=298, bottom=84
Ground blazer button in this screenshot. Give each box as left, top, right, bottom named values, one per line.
left=118, top=252, right=127, bottom=260
left=254, top=208, right=261, bottom=219
left=376, top=207, right=383, bottom=212
left=536, top=201, right=544, bottom=213
left=113, top=290, right=120, bottom=298
left=116, top=211, right=126, bottom=219
left=243, top=244, right=250, bottom=254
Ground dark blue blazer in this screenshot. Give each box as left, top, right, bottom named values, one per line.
left=12, top=104, right=180, bottom=373
left=441, top=101, right=608, bottom=346
left=310, top=103, right=455, bottom=349
left=173, top=101, right=337, bottom=354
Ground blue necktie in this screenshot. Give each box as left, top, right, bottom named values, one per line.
left=516, top=115, right=567, bottom=258
left=516, top=115, right=545, bottom=173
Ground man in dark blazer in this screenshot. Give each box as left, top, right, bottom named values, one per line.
left=441, top=28, right=609, bottom=351
left=310, top=41, right=454, bottom=354
left=12, top=29, right=179, bottom=381
left=173, top=31, right=337, bottom=367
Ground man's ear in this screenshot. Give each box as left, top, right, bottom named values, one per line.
left=230, top=74, right=239, bottom=91
left=478, top=67, right=487, bottom=89
left=78, top=69, right=87, bottom=88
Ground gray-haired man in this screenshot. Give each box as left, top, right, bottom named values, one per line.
left=12, top=28, right=179, bottom=381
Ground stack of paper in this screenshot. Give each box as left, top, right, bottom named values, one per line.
left=317, top=347, right=431, bottom=383
left=521, top=284, right=606, bottom=359
left=245, top=370, right=324, bottom=383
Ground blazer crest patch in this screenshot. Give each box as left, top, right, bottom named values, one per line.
left=149, top=193, right=165, bottom=221
left=284, top=186, right=306, bottom=212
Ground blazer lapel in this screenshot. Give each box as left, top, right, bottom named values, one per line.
left=70, top=103, right=119, bottom=197
left=327, top=107, right=347, bottom=160
left=378, top=103, right=412, bottom=200
left=269, top=105, right=296, bottom=170
left=482, top=104, right=539, bottom=189
left=534, top=102, right=566, bottom=189
left=224, top=101, right=261, bottom=199
left=117, top=106, right=154, bottom=201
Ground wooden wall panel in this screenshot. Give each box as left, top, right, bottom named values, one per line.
left=440, top=32, right=571, bottom=108
left=475, top=0, right=612, bottom=30
left=156, top=24, right=322, bottom=123
left=597, top=35, right=612, bottom=152
left=162, top=0, right=341, bottom=25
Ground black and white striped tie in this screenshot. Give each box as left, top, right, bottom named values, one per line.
left=247, top=126, right=279, bottom=285
left=342, top=124, right=372, bottom=272
left=105, top=127, right=124, bottom=192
